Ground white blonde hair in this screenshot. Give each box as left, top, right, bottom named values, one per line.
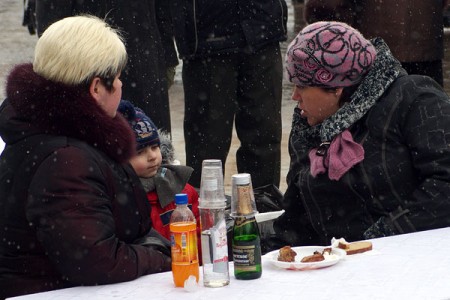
left=33, top=15, right=127, bottom=86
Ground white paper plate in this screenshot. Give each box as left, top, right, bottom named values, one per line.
left=265, top=246, right=346, bottom=270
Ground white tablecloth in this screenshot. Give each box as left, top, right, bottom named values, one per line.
left=8, top=227, right=450, bottom=300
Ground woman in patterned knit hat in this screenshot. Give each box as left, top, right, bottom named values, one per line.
left=263, top=21, right=450, bottom=252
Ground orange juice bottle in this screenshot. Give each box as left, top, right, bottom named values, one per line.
left=170, top=194, right=199, bottom=287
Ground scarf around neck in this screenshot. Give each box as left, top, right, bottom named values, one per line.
left=140, top=164, right=193, bottom=208
left=289, top=38, right=407, bottom=179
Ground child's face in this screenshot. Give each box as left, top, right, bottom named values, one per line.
left=129, top=144, right=162, bottom=178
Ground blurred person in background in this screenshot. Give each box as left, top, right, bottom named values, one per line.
left=304, top=0, right=447, bottom=87
left=168, top=0, right=288, bottom=189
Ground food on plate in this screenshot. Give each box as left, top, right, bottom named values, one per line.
left=277, top=246, right=340, bottom=264
left=339, top=241, right=373, bottom=255
left=301, top=251, right=324, bottom=263
left=300, top=247, right=334, bottom=263
left=322, top=247, right=332, bottom=255
left=332, top=237, right=372, bottom=255
left=277, top=246, right=297, bottom=262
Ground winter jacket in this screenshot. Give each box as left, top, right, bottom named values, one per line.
left=147, top=184, right=200, bottom=242
left=36, top=0, right=178, bottom=133
left=264, top=39, right=450, bottom=250
left=0, top=64, right=171, bottom=299
left=304, top=0, right=444, bottom=62
left=168, top=0, right=288, bottom=59
left=140, top=165, right=201, bottom=252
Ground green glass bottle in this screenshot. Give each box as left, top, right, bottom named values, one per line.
left=231, top=173, right=262, bottom=280
left=232, top=215, right=262, bottom=279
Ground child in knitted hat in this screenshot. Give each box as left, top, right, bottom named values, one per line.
left=117, top=100, right=201, bottom=255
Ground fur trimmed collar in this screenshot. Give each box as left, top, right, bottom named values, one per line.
left=3, top=63, right=136, bottom=163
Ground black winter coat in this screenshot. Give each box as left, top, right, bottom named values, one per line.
left=36, top=0, right=178, bottom=133
left=264, top=39, right=450, bottom=251
left=169, top=0, right=288, bottom=59
left=0, top=64, right=171, bottom=299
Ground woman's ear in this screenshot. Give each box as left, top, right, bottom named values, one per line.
left=89, top=77, right=102, bottom=102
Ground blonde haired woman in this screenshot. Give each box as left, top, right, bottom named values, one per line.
left=0, top=15, right=171, bottom=299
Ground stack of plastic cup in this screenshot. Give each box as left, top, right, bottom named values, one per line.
left=199, top=159, right=226, bottom=209
left=198, top=159, right=230, bottom=287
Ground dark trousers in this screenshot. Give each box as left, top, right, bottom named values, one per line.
left=182, top=42, right=282, bottom=188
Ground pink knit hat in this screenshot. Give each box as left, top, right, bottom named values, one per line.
left=286, top=21, right=376, bottom=87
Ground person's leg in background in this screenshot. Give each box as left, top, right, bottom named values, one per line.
left=235, top=42, right=282, bottom=188
left=182, top=55, right=238, bottom=188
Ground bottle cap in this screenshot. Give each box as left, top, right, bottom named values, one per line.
left=231, top=173, right=250, bottom=185
left=175, top=193, right=188, bottom=205
left=230, top=173, right=258, bottom=217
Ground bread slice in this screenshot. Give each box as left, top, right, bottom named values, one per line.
left=338, top=241, right=372, bottom=255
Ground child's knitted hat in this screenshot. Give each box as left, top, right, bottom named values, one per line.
left=118, top=100, right=160, bottom=150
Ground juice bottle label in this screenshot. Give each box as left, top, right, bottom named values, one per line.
left=170, top=222, right=198, bottom=264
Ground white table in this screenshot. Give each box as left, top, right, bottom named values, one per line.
left=8, top=227, right=450, bottom=300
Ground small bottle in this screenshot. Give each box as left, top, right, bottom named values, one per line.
left=170, top=193, right=200, bottom=287
left=231, top=174, right=262, bottom=280
left=199, top=159, right=230, bottom=287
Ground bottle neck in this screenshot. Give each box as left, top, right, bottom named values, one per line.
left=236, top=184, right=254, bottom=215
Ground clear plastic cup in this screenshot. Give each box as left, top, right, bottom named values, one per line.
left=199, top=159, right=226, bottom=208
